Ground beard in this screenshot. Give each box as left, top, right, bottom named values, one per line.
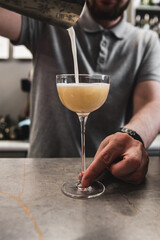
left=87, top=0, right=130, bottom=21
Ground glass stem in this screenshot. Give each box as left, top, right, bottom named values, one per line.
left=78, top=116, right=88, bottom=176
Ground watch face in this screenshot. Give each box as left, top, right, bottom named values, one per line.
left=120, top=128, right=135, bottom=136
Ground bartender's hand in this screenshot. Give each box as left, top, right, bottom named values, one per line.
left=81, top=132, right=149, bottom=188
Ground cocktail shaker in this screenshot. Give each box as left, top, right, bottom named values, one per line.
left=0, top=0, right=86, bottom=29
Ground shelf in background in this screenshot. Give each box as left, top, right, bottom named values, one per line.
left=0, top=140, right=29, bottom=158
left=136, top=5, right=160, bottom=11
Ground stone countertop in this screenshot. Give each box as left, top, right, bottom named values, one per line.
left=0, top=157, right=160, bottom=240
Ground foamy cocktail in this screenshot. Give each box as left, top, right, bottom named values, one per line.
left=57, top=81, right=109, bottom=116
left=56, top=74, right=110, bottom=199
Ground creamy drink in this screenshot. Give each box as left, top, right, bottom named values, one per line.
left=57, top=82, right=110, bottom=116
left=56, top=74, right=110, bottom=199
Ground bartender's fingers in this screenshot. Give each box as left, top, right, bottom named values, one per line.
left=110, top=146, right=142, bottom=177
left=124, top=151, right=149, bottom=184
left=110, top=156, right=141, bottom=178
left=94, top=133, right=131, bottom=160
left=81, top=142, right=122, bottom=188
left=110, top=150, right=149, bottom=184
left=94, top=137, right=110, bottom=158
left=117, top=160, right=148, bottom=185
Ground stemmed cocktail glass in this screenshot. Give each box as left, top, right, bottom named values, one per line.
left=56, top=74, right=110, bottom=199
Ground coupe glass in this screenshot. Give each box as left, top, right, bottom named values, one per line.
left=56, top=74, right=110, bottom=199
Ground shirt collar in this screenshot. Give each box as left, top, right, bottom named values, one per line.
left=78, top=5, right=127, bottom=39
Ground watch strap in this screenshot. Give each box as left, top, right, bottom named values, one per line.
left=119, top=127, right=144, bottom=147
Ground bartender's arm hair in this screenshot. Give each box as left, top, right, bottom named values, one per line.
left=0, top=7, right=21, bottom=41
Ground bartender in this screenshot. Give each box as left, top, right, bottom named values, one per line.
left=0, top=0, right=160, bottom=187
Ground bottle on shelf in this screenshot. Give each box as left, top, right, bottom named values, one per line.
left=135, top=13, right=160, bottom=38
left=151, top=16, right=159, bottom=31
left=143, top=13, right=150, bottom=29
left=149, top=18, right=155, bottom=29
left=135, top=14, right=150, bottom=29
left=135, top=15, right=142, bottom=27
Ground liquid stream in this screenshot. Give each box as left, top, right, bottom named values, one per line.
left=67, top=27, right=79, bottom=83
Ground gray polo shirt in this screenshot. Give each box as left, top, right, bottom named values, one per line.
left=16, top=7, right=160, bottom=157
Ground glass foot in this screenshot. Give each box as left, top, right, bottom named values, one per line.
left=61, top=180, right=105, bottom=199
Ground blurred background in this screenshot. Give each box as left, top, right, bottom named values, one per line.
left=0, top=0, right=160, bottom=157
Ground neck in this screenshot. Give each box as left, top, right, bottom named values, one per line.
left=95, top=16, right=122, bottom=29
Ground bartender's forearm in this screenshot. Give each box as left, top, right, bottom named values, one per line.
left=124, top=81, right=160, bottom=148
left=0, top=7, right=21, bottom=40
left=124, top=100, right=160, bottom=148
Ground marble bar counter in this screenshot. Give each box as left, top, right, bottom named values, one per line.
left=0, top=157, right=160, bottom=240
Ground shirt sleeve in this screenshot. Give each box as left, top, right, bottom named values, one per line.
left=136, top=30, right=160, bottom=83
left=11, top=15, right=45, bottom=56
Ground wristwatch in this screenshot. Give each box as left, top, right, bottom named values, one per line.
left=119, top=127, right=144, bottom=147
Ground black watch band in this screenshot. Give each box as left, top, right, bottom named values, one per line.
left=119, top=127, right=145, bottom=147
